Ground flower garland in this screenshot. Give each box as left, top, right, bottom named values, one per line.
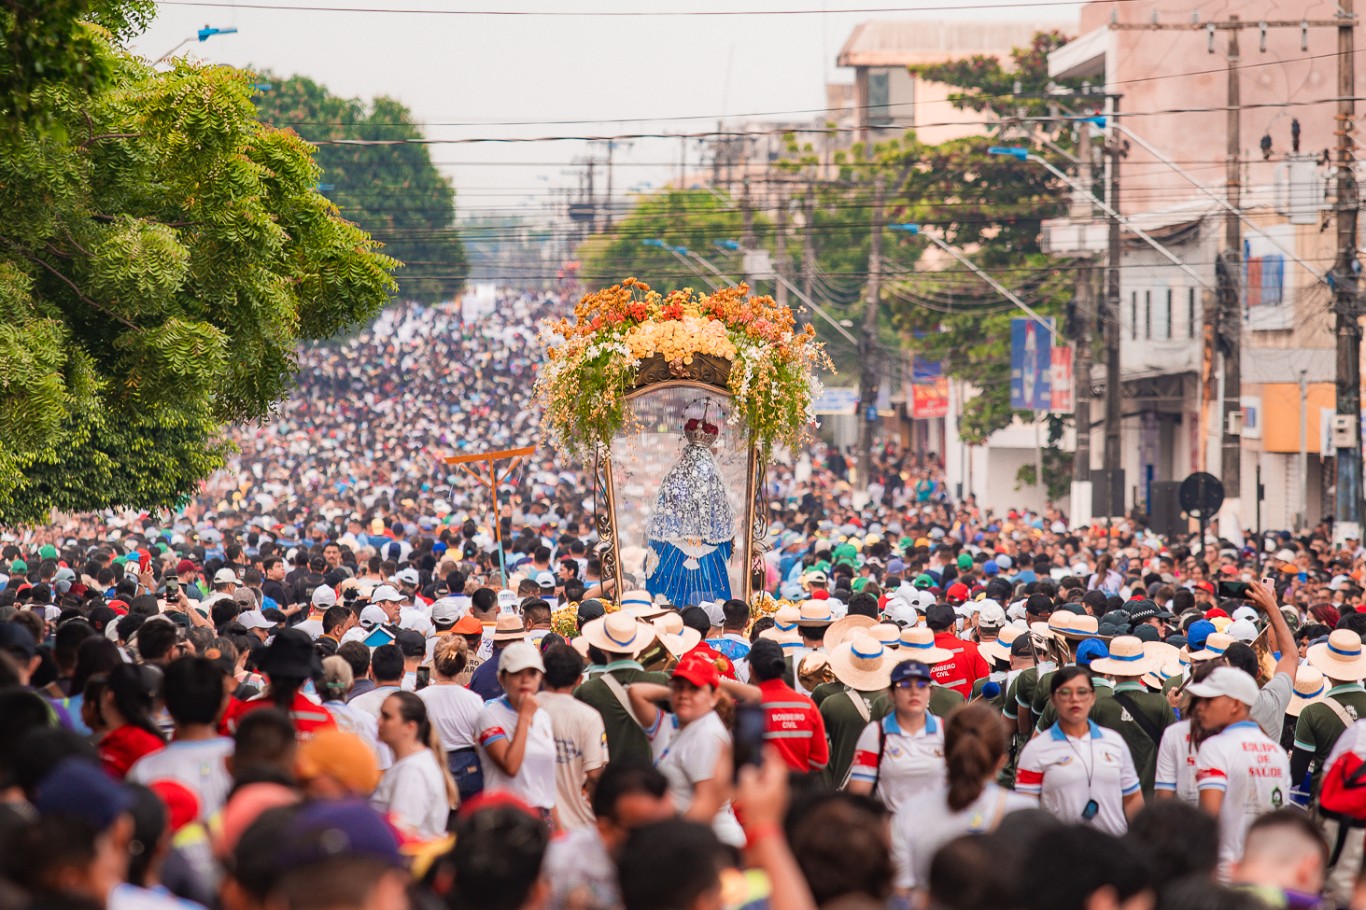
left=535, top=279, right=830, bottom=460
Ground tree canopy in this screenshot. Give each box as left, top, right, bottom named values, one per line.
left=0, top=0, right=398, bottom=525
left=251, top=74, right=467, bottom=304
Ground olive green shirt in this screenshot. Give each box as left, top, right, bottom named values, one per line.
left=819, top=686, right=891, bottom=788
left=931, top=684, right=966, bottom=716
left=1293, top=684, right=1366, bottom=779
left=969, top=675, right=1008, bottom=712
left=1090, top=680, right=1176, bottom=798
left=573, top=660, right=671, bottom=767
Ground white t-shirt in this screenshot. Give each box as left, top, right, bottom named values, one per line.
left=371, top=749, right=449, bottom=839
left=348, top=684, right=402, bottom=720
left=1016, top=721, right=1140, bottom=836
left=417, top=683, right=485, bottom=752
left=476, top=696, right=557, bottom=809
left=539, top=691, right=609, bottom=831
left=1195, top=719, right=1291, bottom=877
left=849, top=713, right=946, bottom=816
left=651, top=710, right=744, bottom=846
left=1154, top=719, right=1199, bottom=806
left=126, top=737, right=233, bottom=818
left=891, top=783, right=1037, bottom=889
left=295, top=617, right=324, bottom=640
left=399, top=607, right=433, bottom=637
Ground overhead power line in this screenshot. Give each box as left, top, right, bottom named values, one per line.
left=160, top=0, right=1133, bottom=16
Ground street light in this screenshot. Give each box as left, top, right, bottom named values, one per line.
left=155, top=25, right=239, bottom=65
left=988, top=145, right=1214, bottom=292
left=888, top=223, right=1057, bottom=339
left=642, top=239, right=723, bottom=291
left=711, top=238, right=858, bottom=346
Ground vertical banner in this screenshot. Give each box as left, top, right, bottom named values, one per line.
left=1010, top=318, right=1054, bottom=410
left=910, top=358, right=949, bottom=418
left=1049, top=344, right=1073, bottom=413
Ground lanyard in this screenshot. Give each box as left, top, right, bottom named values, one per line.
left=1063, top=731, right=1097, bottom=795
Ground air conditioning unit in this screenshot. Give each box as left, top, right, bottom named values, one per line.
left=1226, top=411, right=1243, bottom=436
left=1333, top=414, right=1359, bottom=450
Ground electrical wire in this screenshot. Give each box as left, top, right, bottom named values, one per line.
left=160, top=0, right=1138, bottom=16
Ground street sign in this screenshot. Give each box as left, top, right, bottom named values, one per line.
left=1179, top=471, right=1225, bottom=519
left=1010, top=318, right=1051, bottom=410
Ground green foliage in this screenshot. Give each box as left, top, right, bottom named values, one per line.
left=579, top=189, right=767, bottom=293
left=0, top=6, right=397, bottom=525
left=251, top=74, right=466, bottom=304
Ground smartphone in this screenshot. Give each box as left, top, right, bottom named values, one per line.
left=165, top=578, right=179, bottom=597
left=732, top=703, right=767, bottom=782
left=1217, top=580, right=1251, bottom=599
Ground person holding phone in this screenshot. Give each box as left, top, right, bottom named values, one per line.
left=1016, top=666, right=1143, bottom=836
left=1242, top=578, right=1299, bottom=738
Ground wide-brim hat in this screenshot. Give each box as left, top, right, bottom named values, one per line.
left=491, top=614, right=527, bottom=642
left=1288, top=665, right=1328, bottom=717
left=1143, top=641, right=1181, bottom=669
left=796, top=600, right=835, bottom=627
left=866, top=622, right=904, bottom=651
left=980, top=626, right=1024, bottom=664
left=1141, top=661, right=1181, bottom=691
left=1307, top=630, right=1366, bottom=681
left=257, top=628, right=322, bottom=679
left=828, top=634, right=894, bottom=691
left=654, top=624, right=702, bottom=658
left=823, top=614, right=877, bottom=650
left=1051, top=613, right=1102, bottom=641
left=580, top=613, right=657, bottom=656
left=1182, top=631, right=1234, bottom=663
left=1089, top=635, right=1160, bottom=677
left=759, top=625, right=802, bottom=647
left=898, top=626, right=954, bottom=664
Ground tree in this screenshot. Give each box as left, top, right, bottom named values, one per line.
left=0, top=2, right=398, bottom=525
left=251, top=74, right=466, bottom=304
left=579, top=189, right=767, bottom=293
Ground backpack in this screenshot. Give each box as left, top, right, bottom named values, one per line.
left=1319, top=750, right=1366, bottom=824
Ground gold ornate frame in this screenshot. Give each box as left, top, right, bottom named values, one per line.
left=596, top=360, right=767, bottom=604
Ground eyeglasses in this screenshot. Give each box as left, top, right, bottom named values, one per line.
left=894, top=678, right=931, bottom=690
left=1055, top=688, right=1094, bottom=700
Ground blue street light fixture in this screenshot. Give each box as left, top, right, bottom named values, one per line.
left=197, top=26, right=238, bottom=42
left=712, top=239, right=740, bottom=252
left=987, top=146, right=1029, bottom=161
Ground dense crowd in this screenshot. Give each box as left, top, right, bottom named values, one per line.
left=5, top=291, right=1366, bottom=910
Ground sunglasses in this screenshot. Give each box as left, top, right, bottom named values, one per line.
left=893, top=678, right=931, bottom=690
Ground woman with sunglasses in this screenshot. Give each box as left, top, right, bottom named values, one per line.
left=1016, top=666, right=1143, bottom=835
left=846, top=660, right=945, bottom=815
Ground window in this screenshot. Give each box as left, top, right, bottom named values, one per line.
left=1131, top=292, right=1138, bottom=340
left=1165, top=289, right=1173, bottom=339
left=1188, top=288, right=1196, bottom=339
left=867, top=70, right=892, bottom=127
left=1144, top=290, right=1152, bottom=339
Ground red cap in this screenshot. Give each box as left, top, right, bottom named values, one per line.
left=689, top=642, right=736, bottom=680
left=809, top=588, right=830, bottom=601
left=946, top=582, right=970, bottom=605
left=176, top=559, right=197, bottom=576
left=672, top=651, right=721, bottom=689
left=1204, top=606, right=1228, bottom=619
left=1196, top=582, right=1216, bottom=596
left=149, top=779, right=201, bottom=833
left=108, top=599, right=129, bottom=615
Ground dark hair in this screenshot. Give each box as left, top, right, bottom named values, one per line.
left=1123, top=800, right=1219, bottom=885
left=846, top=592, right=879, bottom=619
left=105, top=663, right=165, bottom=742
left=432, top=636, right=469, bottom=680
left=1020, top=826, right=1150, bottom=910
left=618, top=821, right=727, bottom=910
left=1337, top=611, right=1366, bottom=638
left=387, top=690, right=432, bottom=741
left=1049, top=665, right=1094, bottom=698
left=784, top=794, right=894, bottom=905
left=1222, top=642, right=1259, bottom=679
left=232, top=708, right=297, bottom=781
left=69, top=636, right=123, bottom=698
left=0, top=691, right=58, bottom=789
left=137, top=620, right=180, bottom=663
left=211, top=599, right=241, bottom=630
left=52, top=620, right=95, bottom=672
left=161, top=657, right=226, bottom=727
left=945, top=703, right=1006, bottom=811
left=322, top=606, right=351, bottom=635
left=125, top=784, right=168, bottom=887
left=522, top=600, right=552, bottom=626
left=448, top=805, right=550, bottom=910
left=337, top=641, right=370, bottom=678
left=679, top=607, right=711, bottom=638
left=747, top=639, right=786, bottom=683
left=590, top=761, right=668, bottom=821
left=370, top=644, right=403, bottom=683
left=543, top=643, right=584, bottom=689
left=722, top=599, right=749, bottom=628
left=749, top=617, right=775, bottom=642
left=471, top=588, right=497, bottom=616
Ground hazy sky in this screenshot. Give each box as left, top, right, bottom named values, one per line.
left=130, top=1, right=1078, bottom=221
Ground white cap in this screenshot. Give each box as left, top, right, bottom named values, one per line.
left=1232, top=606, right=1258, bottom=624
left=395, top=567, right=420, bottom=586
left=359, top=605, right=389, bottom=628
left=311, top=586, right=337, bottom=608
left=371, top=584, right=403, bottom=604
left=883, top=600, right=919, bottom=627
left=214, top=568, right=241, bottom=586
left=498, top=640, right=546, bottom=675
left=995, top=555, right=1013, bottom=570
left=978, top=601, right=1007, bottom=630
left=1185, top=666, right=1259, bottom=706
left=535, top=571, right=556, bottom=588
left=238, top=610, right=273, bottom=630
left=1227, top=619, right=1258, bottom=643
left=431, top=598, right=462, bottom=625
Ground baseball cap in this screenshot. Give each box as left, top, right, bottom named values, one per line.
left=499, top=640, right=546, bottom=675
left=890, top=660, right=932, bottom=684
left=451, top=614, right=484, bottom=635
left=395, top=629, right=427, bottom=658
left=945, top=583, right=969, bottom=605
left=577, top=599, right=606, bottom=622
left=1185, top=666, right=1259, bottom=706
left=236, top=610, right=274, bottom=631
left=925, top=604, right=957, bottom=630
left=175, top=559, right=197, bottom=576
left=359, top=605, right=389, bottom=629
left=535, top=571, right=556, bottom=589
left=33, top=758, right=133, bottom=830
left=1074, top=639, right=1110, bottom=666
left=977, top=601, right=1007, bottom=631
left=295, top=731, right=381, bottom=795
left=394, top=568, right=420, bottom=586
left=671, top=651, right=721, bottom=689
left=277, top=800, right=403, bottom=870
left=430, top=598, right=462, bottom=626
left=311, top=586, right=337, bottom=608
left=1186, top=619, right=1216, bottom=649
left=214, top=568, right=241, bottom=586
left=0, top=622, right=37, bottom=659
left=370, top=585, right=403, bottom=604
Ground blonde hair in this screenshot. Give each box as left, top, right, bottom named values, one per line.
left=433, top=635, right=469, bottom=680
left=320, top=655, right=354, bottom=701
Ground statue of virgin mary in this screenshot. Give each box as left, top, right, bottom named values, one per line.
left=643, top=399, right=735, bottom=607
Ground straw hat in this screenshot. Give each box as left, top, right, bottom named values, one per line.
left=827, top=633, right=894, bottom=691
left=1089, top=635, right=1160, bottom=677
left=1288, top=665, right=1328, bottom=717
left=1141, top=661, right=1181, bottom=691
left=867, top=623, right=904, bottom=650
left=491, top=614, right=527, bottom=643
left=1031, top=612, right=1099, bottom=642
left=652, top=614, right=702, bottom=657
left=580, top=612, right=656, bottom=656
left=772, top=604, right=801, bottom=632
left=1143, top=641, right=1181, bottom=669
left=898, top=627, right=954, bottom=664
left=823, top=614, right=877, bottom=650
left=796, top=600, right=835, bottom=628
left=979, top=626, right=1024, bottom=664
left=1183, top=631, right=1234, bottom=663
left=760, top=625, right=802, bottom=648
left=1307, top=630, right=1366, bottom=682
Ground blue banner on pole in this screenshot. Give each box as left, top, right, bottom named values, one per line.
left=1010, top=318, right=1053, bottom=411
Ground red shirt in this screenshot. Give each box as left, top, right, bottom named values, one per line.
left=222, top=691, right=337, bottom=741
left=100, top=724, right=164, bottom=778
left=757, top=678, right=829, bottom=773
left=929, top=633, right=990, bottom=698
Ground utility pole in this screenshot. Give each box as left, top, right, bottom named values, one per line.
left=858, top=176, right=886, bottom=489
left=1103, top=100, right=1124, bottom=517
left=585, top=158, right=597, bottom=234
left=1072, top=120, right=1094, bottom=495
left=774, top=186, right=789, bottom=308
left=604, top=141, right=615, bottom=230
left=1335, top=0, right=1362, bottom=538
left=802, top=182, right=816, bottom=302
left=1219, top=18, right=1243, bottom=511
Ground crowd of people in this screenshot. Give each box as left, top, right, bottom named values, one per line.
left=4, top=290, right=1366, bottom=910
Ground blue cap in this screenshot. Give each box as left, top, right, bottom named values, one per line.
left=983, top=561, right=999, bottom=576
left=1074, top=638, right=1110, bottom=667
left=1187, top=619, right=1216, bottom=649
left=278, top=800, right=403, bottom=869
left=34, top=758, right=133, bottom=830
left=890, top=660, right=933, bottom=684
